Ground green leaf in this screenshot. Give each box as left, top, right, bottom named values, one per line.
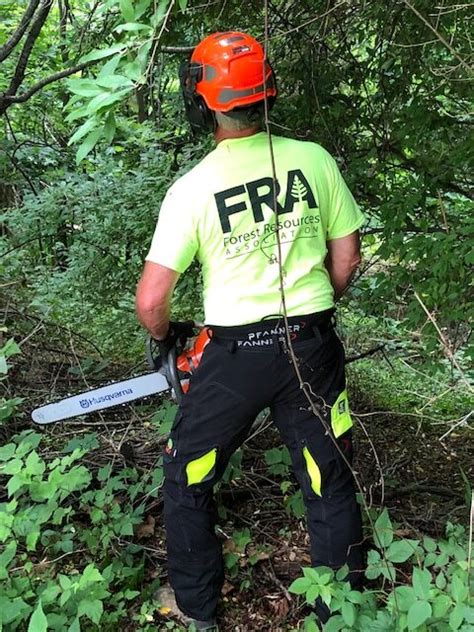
left=381, top=560, right=396, bottom=582
left=302, top=567, right=319, bottom=582
left=289, top=577, right=312, bottom=594
left=303, top=615, right=320, bottom=632
left=0, top=443, right=16, bottom=461
left=114, top=22, right=153, bottom=33
left=60, top=589, right=71, bottom=608
left=67, top=79, right=104, bottom=97
left=432, top=594, right=451, bottom=618
left=85, top=90, right=126, bottom=115
left=335, top=564, right=349, bottom=582
left=63, top=433, right=99, bottom=454
left=40, top=584, right=61, bottom=604
left=451, top=574, right=468, bottom=603
left=305, top=584, right=320, bottom=604
left=435, top=571, right=446, bottom=590
left=81, top=563, right=103, bottom=584
left=26, top=530, right=40, bottom=551
left=324, top=615, right=346, bottom=632
left=28, top=600, right=47, bottom=632
left=412, top=567, right=432, bottom=600
left=387, top=539, right=419, bottom=563
left=95, top=75, right=134, bottom=90
left=134, top=0, right=153, bottom=18
left=68, top=118, right=100, bottom=146
left=341, top=601, right=356, bottom=626
left=103, top=112, right=116, bottom=143
left=0, top=541, right=16, bottom=579
left=78, top=598, right=103, bottom=624
left=64, top=105, right=89, bottom=123
left=25, top=450, right=45, bottom=476
left=265, top=448, right=282, bottom=465
left=122, top=59, right=144, bottom=82
left=423, top=536, right=437, bottom=552
left=67, top=617, right=80, bottom=632
left=3, top=457, right=22, bottom=475
left=424, top=551, right=437, bottom=567
left=0, top=512, right=14, bottom=542
left=347, top=590, right=363, bottom=604
left=374, top=508, right=393, bottom=548
left=449, top=603, right=464, bottom=630
left=75, top=128, right=103, bottom=164
left=98, top=55, right=121, bottom=78
left=365, top=549, right=382, bottom=580
left=137, top=40, right=152, bottom=70
left=407, top=600, right=431, bottom=630
left=392, top=585, right=417, bottom=612
left=151, top=0, right=169, bottom=26
left=178, top=0, right=187, bottom=11
left=0, top=356, right=8, bottom=374
left=2, top=338, right=21, bottom=359
left=0, top=596, right=30, bottom=625
left=8, top=473, right=24, bottom=496
left=79, top=44, right=126, bottom=63
left=120, top=0, right=135, bottom=21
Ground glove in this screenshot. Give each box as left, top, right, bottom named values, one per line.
left=157, top=320, right=195, bottom=358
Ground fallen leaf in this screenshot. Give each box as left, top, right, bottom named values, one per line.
left=223, top=539, right=237, bottom=554
left=269, top=597, right=290, bottom=619
left=221, top=580, right=235, bottom=596
left=136, top=515, right=155, bottom=539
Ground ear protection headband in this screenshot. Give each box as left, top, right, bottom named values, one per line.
left=179, top=61, right=216, bottom=135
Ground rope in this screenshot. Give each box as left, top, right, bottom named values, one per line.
left=261, top=0, right=390, bottom=587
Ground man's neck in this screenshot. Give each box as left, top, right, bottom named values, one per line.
left=214, top=125, right=262, bottom=144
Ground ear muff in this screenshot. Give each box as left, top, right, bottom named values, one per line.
left=179, top=61, right=216, bottom=135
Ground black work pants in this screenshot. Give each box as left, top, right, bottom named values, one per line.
left=163, top=318, right=363, bottom=621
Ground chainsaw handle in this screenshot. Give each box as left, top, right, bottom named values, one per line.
left=145, top=333, right=188, bottom=404
left=164, top=345, right=183, bottom=403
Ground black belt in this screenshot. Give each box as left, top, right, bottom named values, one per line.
left=209, top=309, right=335, bottom=350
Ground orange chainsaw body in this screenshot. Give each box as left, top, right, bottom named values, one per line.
left=176, top=328, right=211, bottom=391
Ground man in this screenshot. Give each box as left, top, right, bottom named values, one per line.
left=136, top=31, right=364, bottom=631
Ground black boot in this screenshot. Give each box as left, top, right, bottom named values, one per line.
left=314, top=597, right=331, bottom=627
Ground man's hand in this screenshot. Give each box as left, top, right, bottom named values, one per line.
left=157, top=320, right=196, bottom=358
left=325, top=231, right=361, bottom=301
left=136, top=261, right=180, bottom=339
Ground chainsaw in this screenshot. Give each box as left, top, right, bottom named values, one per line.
left=31, top=325, right=211, bottom=425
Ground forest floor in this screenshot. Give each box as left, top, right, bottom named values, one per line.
left=4, top=311, right=473, bottom=631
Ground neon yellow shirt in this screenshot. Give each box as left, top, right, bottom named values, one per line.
left=146, top=132, right=364, bottom=326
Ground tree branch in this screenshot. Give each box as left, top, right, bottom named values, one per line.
left=401, top=0, right=473, bottom=74
left=346, top=345, right=385, bottom=364
left=161, top=45, right=195, bottom=53
left=0, top=50, right=193, bottom=113
left=1, top=60, right=92, bottom=110
left=5, top=0, right=54, bottom=100
left=0, top=36, right=193, bottom=113
left=0, top=0, right=41, bottom=63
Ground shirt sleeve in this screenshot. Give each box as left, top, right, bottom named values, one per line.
left=145, top=181, right=199, bottom=273
left=324, top=153, right=365, bottom=240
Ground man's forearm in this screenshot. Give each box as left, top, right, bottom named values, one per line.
left=325, top=231, right=361, bottom=301
left=135, top=261, right=179, bottom=340
left=136, top=300, right=170, bottom=340
left=325, top=260, right=360, bottom=301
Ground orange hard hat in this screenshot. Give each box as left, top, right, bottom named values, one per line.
left=190, top=31, right=277, bottom=112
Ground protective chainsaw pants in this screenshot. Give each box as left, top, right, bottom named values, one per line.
left=162, top=311, right=363, bottom=622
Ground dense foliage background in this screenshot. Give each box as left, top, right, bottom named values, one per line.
left=0, top=1, right=472, bottom=630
